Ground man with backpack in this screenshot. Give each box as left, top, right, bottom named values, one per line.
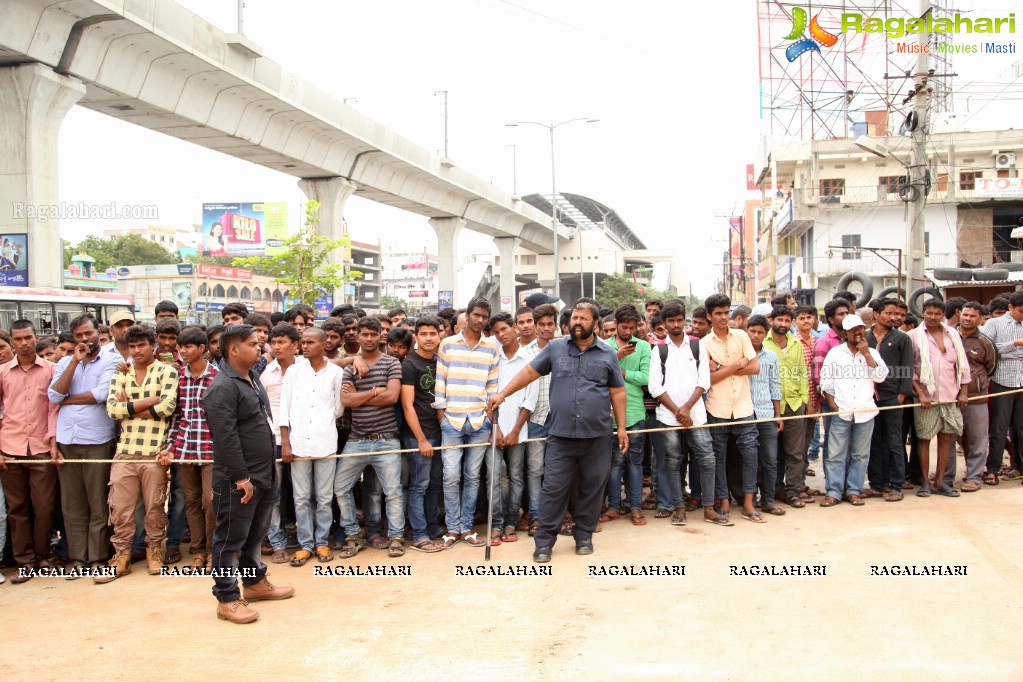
left=647, top=302, right=718, bottom=526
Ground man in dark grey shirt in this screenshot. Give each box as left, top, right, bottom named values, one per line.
left=865, top=298, right=915, bottom=501
left=489, top=300, right=627, bottom=562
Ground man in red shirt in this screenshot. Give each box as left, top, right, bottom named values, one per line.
left=0, top=320, right=60, bottom=583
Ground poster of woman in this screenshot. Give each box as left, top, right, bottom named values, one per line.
left=203, top=222, right=228, bottom=256
left=0, top=234, right=28, bottom=286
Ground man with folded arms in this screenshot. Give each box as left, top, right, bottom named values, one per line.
left=0, top=320, right=59, bottom=583
left=98, top=324, right=179, bottom=582
left=763, top=306, right=809, bottom=510
left=819, top=315, right=888, bottom=507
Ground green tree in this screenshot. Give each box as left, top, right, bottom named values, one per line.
left=380, top=295, right=408, bottom=311
left=231, top=201, right=362, bottom=305
left=67, top=234, right=177, bottom=271
left=595, top=272, right=642, bottom=311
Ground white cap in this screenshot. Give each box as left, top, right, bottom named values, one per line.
left=842, top=314, right=866, bottom=330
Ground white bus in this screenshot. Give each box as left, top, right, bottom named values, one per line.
left=0, top=287, right=135, bottom=335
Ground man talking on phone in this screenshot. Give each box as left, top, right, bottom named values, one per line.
left=489, top=300, right=628, bottom=563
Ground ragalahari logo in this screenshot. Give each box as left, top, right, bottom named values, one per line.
left=784, top=7, right=838, bottom=61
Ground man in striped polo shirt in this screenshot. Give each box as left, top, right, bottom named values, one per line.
left=432, top=297, right=501, bottom=548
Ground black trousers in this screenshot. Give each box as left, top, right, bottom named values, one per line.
left=987, top=381, right=1023, bottom=473
left=534, top=436, right=610, bottom=549
left=211, top=481, right=273, bottom=603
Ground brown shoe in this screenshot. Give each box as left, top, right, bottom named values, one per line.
left=244, top=576, right=296, bottom=602
left=94, top=553, right=131, bottom=583
left=515, top=512, right=532, bottom=532
left=216, top=599, right=260, bottom=624
left=191, top=554, right=207, bottom=572
left=146, top=546, right=166, bottom=575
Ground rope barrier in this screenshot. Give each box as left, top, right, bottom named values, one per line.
left=11, top=386, right=1023, bottom=465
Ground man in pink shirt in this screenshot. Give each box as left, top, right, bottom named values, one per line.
left=911, top=300, right=970, bottom=498
left=0, top=320, right=60, bottom=583
left=813, top=299, right=851, bottom=469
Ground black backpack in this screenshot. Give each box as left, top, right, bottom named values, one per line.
left=656, top=338, right=701, bottom=386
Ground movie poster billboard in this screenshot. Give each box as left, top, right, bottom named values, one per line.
left=0, top=233, right=28, bottom=287
left=201, top=202, right=288, bottom=257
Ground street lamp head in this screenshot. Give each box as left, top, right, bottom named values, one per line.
left=585, top=118, right=600, bottom=123
left=853, top=135, right=890, bottom=159
left=505, top=122, right=519, bottom=127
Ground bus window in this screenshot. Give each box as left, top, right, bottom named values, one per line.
left=103, top=306, right=132, bottom=324
left=22, top=302, right=55, bottom=335
left=56, top=304, right=86, bottom=333
left=0, top=302, right=16, bottom=331
left=84, top=304, right=102, bottom=321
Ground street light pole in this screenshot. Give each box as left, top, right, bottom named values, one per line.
left=506, top=118, right=599, bottom=301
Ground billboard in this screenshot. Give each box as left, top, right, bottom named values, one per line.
left=201, top=202, right=288, bottom=256
left=0, top=234, right=29, bottom=287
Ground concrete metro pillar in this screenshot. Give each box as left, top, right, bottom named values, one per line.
left=493, top=236, right=521, bottom=312
left=0, top=64, right=85, bottom=288
left=429, top=216, right=464, bottom=308
left=297, top=176, right=357, bottom=306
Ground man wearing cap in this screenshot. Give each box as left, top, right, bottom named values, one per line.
left=818, top=314, right=888, bottom=507
left=525, top=292, right=560, bottom=311
left=106, top=311, right=136, bottom=362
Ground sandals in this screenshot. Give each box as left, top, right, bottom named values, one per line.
left=599, top=509, right=621, bottom=523
left=787, top=496, right=806, bottom=508
left=271, top=549, right=290, bottom=563
left=489, top=529, right=503, bottom=547
left=439, top=534, right=458, bottom=549
left=366, top=533, right=389, bottom=550
left=461, top=532, right=487, bottom=548
left=559, top=521, right=575, bottom=536
left=916, top=487, right=932, bottom=498
left=289, top=549, right=312, bottom=567
left=527, top=520, right=538, bottom=536
left=741, top=511, right=767, bottom=523
left=703, top=514, right=734, bottom=526
left=315, top=546, right=334, bottom=562
left=883, top=491, right=904, bottom=502
left=388, top=538, right=405, bottom=557
left=630, top=512, right=648, bottom=526
left=501, top=527, right=519, bottom=542
left=982, top=473, right=999, bottom=486
left=684, top=497, right=702, bottom=512
left=933, top=485, right=961, bottom=497
left=670, top=512, right=687, bottom=526
left=761, top=504, right=786, bottom=516
left=819, top=496, right=840, bottom=508
left=338, top=540, right=362, bottom=559
left=410, top=539, right=442, bottom=553
left=961, top=481, right=981, bottom=493
left=653, top=509, right=672, bottom=518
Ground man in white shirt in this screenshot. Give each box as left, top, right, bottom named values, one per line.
left=261, top=323, right=301, bottom=564
left=648, top=302, right=718, bottom=526
left=278, top=328, right=344, bottom=566
left=490, top=313, right=538, bottom=544
left=819, top=314, right=889, bottom=507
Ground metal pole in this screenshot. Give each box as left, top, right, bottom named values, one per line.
left=579, top=228, right=585, bottom=298
left=550, top=124, right=560, bottom=300
left=237, top=0, right=244, bottom=33
left=907, top=0, right=930, bottom=294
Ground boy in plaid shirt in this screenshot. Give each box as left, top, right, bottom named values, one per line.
left=158, top=326, right=218, bottom=571
left=98, top=325, right=178, bottom=582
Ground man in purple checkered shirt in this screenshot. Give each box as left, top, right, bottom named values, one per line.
left=158, top=326, right=219, bottom=571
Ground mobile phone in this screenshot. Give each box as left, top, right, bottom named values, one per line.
left=160, top=352, right=175, bottom=364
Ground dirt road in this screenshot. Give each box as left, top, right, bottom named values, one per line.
left=2, top=479, right=1022, bottom=681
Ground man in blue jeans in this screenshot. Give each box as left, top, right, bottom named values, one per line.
left=400, top=316, right=445, bottom=552
left=602, top=305, right=650, bottom=526
left=522, top=302, right=558, bottom=536
left=819, top=314, right=888, bottom=507
left=334, top=317, right=405, bottom=558
left=648, top=301, right=717, bottom=525
left=432, top=297, right=500, bottom=549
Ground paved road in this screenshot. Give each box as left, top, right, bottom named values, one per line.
left=2, top=467, right=1022, bottom=680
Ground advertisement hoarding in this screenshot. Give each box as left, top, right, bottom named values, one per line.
left=201, top=202, right=288, bottom=256
left=0, top=233, right=28, bottom=287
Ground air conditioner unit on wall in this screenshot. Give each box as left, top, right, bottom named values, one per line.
left=995, top=153, right=1016, bottom=169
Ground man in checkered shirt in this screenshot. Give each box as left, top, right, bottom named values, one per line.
left=158, top=326, right=218, bottom=571
left=98, top=324, right=179, bottom=583
left=981, top=290, right=1023, bottom=481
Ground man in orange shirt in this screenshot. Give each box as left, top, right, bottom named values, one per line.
left=0, top=320, right=60, bottom=583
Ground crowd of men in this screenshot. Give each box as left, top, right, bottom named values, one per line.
left=0, top=287, right=1020, bottom=621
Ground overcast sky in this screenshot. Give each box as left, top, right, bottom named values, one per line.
left=55, top=0, right=1022, bottom=297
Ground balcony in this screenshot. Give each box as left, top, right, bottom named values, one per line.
left=777, top=252, right=959, bottom=279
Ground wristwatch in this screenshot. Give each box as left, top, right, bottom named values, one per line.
left=714, top=362, right=722, bottom=371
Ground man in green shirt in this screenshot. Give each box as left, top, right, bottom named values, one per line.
left=601, top=304, right=651, bottom=526
left=762, top=306, right=811, bottom=506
